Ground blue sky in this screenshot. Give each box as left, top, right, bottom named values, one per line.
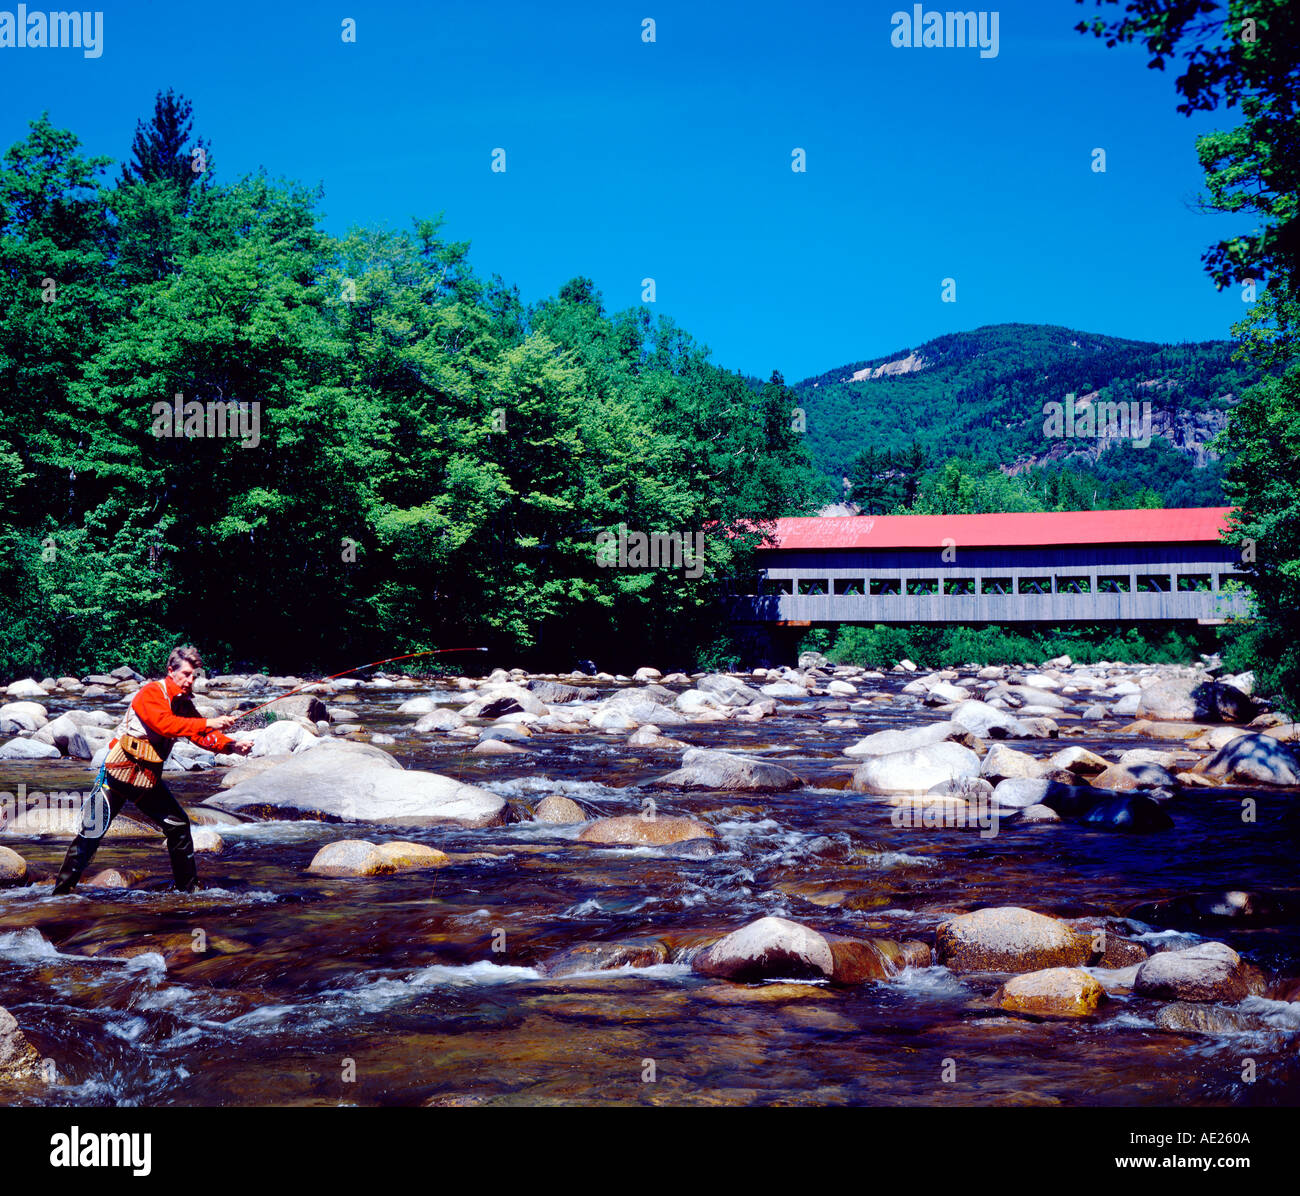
left=0, top=0, right=1252, bottom=381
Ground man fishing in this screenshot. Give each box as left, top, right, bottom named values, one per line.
left=52, top=645, right=252, bottom=895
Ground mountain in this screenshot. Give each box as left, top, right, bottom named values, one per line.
left=791, top=323, right=1257, bottom=499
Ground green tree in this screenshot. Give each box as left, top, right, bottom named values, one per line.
left=1078, top=1, right=1300, bottom=710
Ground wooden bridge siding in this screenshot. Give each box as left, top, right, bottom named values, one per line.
left=733, top=544, right=1250, bottom=623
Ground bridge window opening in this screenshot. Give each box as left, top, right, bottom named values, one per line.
left=1177, top=574, right=1212, bottom=592
left=1216, top=572, right=1248, bottom=590
left=981, top=577, right=1012, bottom=595
left=1056, top=576, right=1091, bottom=594
left=834, top=578, right=865, bottom=595
left=1017, top=577, right=1051, bottom=595
left=906, top=578, right=939, bottom=596
left=1098, top=575, right=1130, bottom=593
left=870, top=578, right=901, bottom=596
left=760, top=578, right=793, bottom=596
left=1136, top=574, right=1173, bottom=593
left=798, top=578, right=828, bottom=595
left=944, top=578, right=975, bottom=595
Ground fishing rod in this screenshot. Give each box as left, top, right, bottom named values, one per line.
left=229, top=648, right=489, bottom=723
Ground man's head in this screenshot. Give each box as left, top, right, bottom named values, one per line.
left=166, top=645, right=203, bottom=694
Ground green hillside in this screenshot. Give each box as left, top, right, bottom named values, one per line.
left=793, top=323, right=1257, bottom=508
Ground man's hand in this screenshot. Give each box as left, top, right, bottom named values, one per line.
left=231, top=740, right=253, bottom=756
left=207, top=715, right=238, bottom=731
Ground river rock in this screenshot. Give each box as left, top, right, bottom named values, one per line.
left=260, top=694, right=329, bottom=724
left=1137, top=677, right=1255, bottom=723
left=0, top=737, right=60, bottom=761
left=0, top=845, right=28, bottom=886
left=191, top=827, right=224, bottom=854
left=1091, top=761, right=1180, bottom=791
left=1046, top=746, right=1109, bottom=776
left=0, top=1007, right=43, bottom=1083
left=539, top=940, right=669, bottom=977
left=210, top=740, right=506, bottom=828
left=1196, top=733, right=1300, bottom=786
left=647, top=747, right=804, bottom=791
left=1, top=806, right=159, bottom=839
left=249, top=719, right=318, bottom=757
left=676, top=689, right=729, bottom=714
left=1080, top=794, right=1174, bottom=832
left=936, top=907, right=1091, bottom=974
left=690, top=675, right=760, bottom=706
left=307, top=840, right=393, bottom=877
left=949, top=700, right=1026, bottom=739
left=527, top=680, right=596, bottom=704
left=533, top=795, right=585, bottom=823
left=594, top=690, right=689, bottom=727
left=1132, top=941, right=1262, bottom=1002
left=843, top=721, right=962, bottom=759
left=693, top=917, right=835, bottom=981
left=760, top=682, right=809, bottom=699
left=851, top=742, right=980, bottom=795
left=996, top=967, right=1105, bottom=1017
left=981, top=744, right=1044, bottom=782
left=414, top=709, right=466, bottom=733
left=1019, top=803, right=1061, bottom=823
left=924, top=681, right=971, bottom=705
left=374, top=841, right=449, bottom=870
left=579, top=814, right=715, bottom=847
left=1153, top=1002, right=1272, bottom=1035
left=472, top=738, right=530, bottom=755
left=4, top=679, right=48, bottom=699
left=627, top=725, right=688, bottom=749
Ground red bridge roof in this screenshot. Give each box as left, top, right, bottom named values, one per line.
left=754, top=508, right=1236, bottom=550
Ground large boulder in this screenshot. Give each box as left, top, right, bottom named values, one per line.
left=843, top=721, right=962, bottom=759
left=646, top=747, right=804, bottom=791
left=1196, top=733, right=1300, bottom=786
left=248, top=719, right=318, bottom=757
left=414, top=708, right=467, bottom=733
left=936, top=907, right=1092, bottom=974
left=980, top=744, right=1045, bottom=782
left=527, top=680, right=597, bottom=704
left=4, top=679, right=48, bottom=699
left=1091, top=761, right=1180, bottom=791
left=578, top=814, right=716, bottom=846
left=0, top=845, right=28, bottom=886
left=950, top=700, right=1026, bottom=739
left=1080, top=794, right=1175, bottom=832
left=697, top=675, right=766, bottom=706
left=258, top=693, right=329, bottom=723
left=594, top=689, right=690, bottom=727
left=1137, top=677, right=1255, bottom=723
left=208, top=740, right=505, bottom=828
left=533, top=795, right=586, bottom=823
left=1133, top=941, right=1262, bottom=1002
left=0, top=737, right=61, bottom=761
left=850, top=742, right=980, bottom=795
left=996, top=967, right=1106, bottom=1017
left=692, top=916, right=922, bottom=984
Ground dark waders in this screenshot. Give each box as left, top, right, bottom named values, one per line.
left=52, top=776, right=198, bottom=894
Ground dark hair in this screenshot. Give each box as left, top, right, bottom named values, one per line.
left=167, top=645, right=203, bottom=673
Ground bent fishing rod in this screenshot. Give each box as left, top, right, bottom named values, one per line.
left=229, top=648, right=489, bottom=723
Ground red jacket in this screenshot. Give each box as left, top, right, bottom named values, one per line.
left=128, top=676, right=235, bottom=754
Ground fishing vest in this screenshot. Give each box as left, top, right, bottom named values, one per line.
left=104, top=680, right=175, bottom=789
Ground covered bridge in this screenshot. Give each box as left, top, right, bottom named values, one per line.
left=729, top=507, right=1250, bottom=625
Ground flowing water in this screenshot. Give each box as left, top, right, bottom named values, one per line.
left=2, top=675, right=1299, bottom=1106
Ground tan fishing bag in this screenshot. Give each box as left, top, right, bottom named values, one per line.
left=103, top=681, right=168, bottom=789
